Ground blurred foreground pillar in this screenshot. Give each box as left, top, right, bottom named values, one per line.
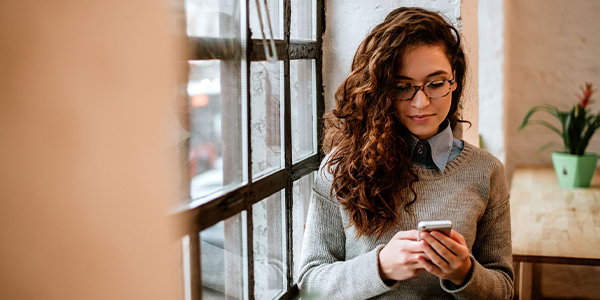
left=0, top=1, right=183, bottom=299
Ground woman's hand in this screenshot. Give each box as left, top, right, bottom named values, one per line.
left=417, top=230, right=473, bottom=286
left=378, top=230, right=429, bottom=282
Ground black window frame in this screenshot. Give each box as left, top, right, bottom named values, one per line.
left=171, top=0, right=325, bottom=299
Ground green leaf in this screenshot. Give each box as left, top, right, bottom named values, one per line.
left=520, top=120, right=562, bottom=137
left=518, top=105, right=562, bottom=131
left=562, top=112, right=573, bottom=153
left=569, top=107, right=583, bottom=153
left=577, top=114, right=600, bottom=154
left=536, top=142, right=565, bottom=154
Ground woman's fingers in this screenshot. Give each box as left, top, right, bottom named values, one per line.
left=403, top=240, right=430, bottom=253
left=392, top=230, right=429, bottom=254
left=420, top=232, right=465, bottom=271
left=419, top=239, right=450, bottom=270
left=379, top=230, right=432, bottom=281
left=449, top=230, right=467, bottom=244
left=417, top=255, right=443, bottom=276
left=393, top=229, right=419, bottom=241
left=379, top=229, right=470, bottom=282
left=418, top=231, right=473, bottom=284
left=429, top=231, right=470, bottom=262
left=402, top=253, right=428, bottom=265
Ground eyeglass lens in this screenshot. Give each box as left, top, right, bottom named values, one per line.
left=396, top=81, right=452, bottom=101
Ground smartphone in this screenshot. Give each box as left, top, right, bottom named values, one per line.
left=417, top=220, right=452, bottom=241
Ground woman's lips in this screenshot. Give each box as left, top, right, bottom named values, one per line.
left=409, top=114, right=433, bottom=124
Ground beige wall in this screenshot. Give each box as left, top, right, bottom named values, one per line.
left=503, top=1, right=600, bottom=298
left=505, top=0, right=600, bottom=175
left=460, top=0, right=479, bottom=145
left=0, top=1, right=183, bottom=299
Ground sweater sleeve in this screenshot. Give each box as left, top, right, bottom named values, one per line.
left=442, top=162, right=515, bottom=299
left=296, top=188, right=398, bottom=299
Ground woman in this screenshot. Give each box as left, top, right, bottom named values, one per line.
left=298, top=7, right=513, bottom=299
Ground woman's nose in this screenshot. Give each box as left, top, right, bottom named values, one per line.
left=411, top=88, right=430, bottom=108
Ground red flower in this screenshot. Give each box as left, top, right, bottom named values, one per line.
left=576, top=82, right=595, bottom=108
left=520, top=82, right=600, bottom=155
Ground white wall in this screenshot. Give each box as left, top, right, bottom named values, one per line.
left=479, top=0, right=506, bottom=163
left=323, top=0, right=479, bottom=145
left=505, top=0, right=600, bottom=174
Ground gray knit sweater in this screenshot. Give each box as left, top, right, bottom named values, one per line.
left=297, top=142, right=514, bottom=299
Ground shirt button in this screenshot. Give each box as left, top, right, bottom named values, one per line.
left=414, top=165, right=422, bottom=170
left=417, top=144, right=424, bottom=155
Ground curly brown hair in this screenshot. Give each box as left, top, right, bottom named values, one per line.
left=323, top=7, right=468, bottom=238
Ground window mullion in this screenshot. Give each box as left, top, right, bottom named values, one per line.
left=244, top=0, right=253, bottom=188
left=189, top=231, right=202, bottom=300
left=180, top=0, right=324, bottom=297
left=283, top=0, right=294, bottom=293
left=171, top=154, right=319, bottom=237
left=250, top=40, right=319, bottom=61
left=190, top=37, right=240, bottom=60
left=315, top=0, right=325, bottom=162
left=244, top=206, right=254, bottom=300
left=244, top=0, right=255, bottom=299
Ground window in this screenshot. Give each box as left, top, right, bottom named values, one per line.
left=173, top=0, right=324, bottom=299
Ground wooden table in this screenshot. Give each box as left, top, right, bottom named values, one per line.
left=510, top=167, right=600, bottom=300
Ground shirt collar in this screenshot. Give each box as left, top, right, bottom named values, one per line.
left=405, top=119, right=454, bottom=173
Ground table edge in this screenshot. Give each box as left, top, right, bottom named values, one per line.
left=513, top=254, right=600, bottom=266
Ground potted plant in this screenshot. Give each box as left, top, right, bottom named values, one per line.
left=519, top=82, right=600, bottom=188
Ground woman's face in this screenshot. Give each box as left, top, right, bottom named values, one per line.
left=393, top=45, right=456, bottom=140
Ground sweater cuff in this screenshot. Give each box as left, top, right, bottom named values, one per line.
left=440, top=255, right=476, bottom=294
left=373, top=245, right=401, bottom=290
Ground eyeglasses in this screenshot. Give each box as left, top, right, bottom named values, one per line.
left=394, top=78, right=455, bottom=101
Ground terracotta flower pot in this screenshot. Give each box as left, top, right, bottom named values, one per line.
left=551, top=152, right=598, bottom=188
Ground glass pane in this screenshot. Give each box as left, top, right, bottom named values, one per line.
left=253, top=191, right=286, bottom=299
left=250, top=0, right=283, bottom=40
left=200, top=214, right=245, bottom=300
left=292, top=173, right=315, bottom=280
left=251, top=61, right=284, bottom=178
left=291, top=0, right=316, bottom=40
left=186, top=0, right=240, bottom=38
left=291, top=60, right=316, bottom=163
left=188, top=60, right=244, bottom=201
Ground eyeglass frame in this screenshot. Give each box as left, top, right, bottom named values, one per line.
left=394, top=78, right=456, bottom=101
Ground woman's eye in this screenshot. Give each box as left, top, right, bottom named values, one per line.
left=395, top=85, right=412, bottom=93
left=428, top=81, right=445, bottom=88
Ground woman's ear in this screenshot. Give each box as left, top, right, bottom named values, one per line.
left=451, top=80, right=458, bottom=92
left=451, top=72, right=458, bottom=91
